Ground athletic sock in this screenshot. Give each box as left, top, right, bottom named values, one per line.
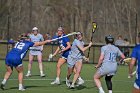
left=27, top=71, right=31, bottom=74
left=56, top=77, right=59, bottom=81
left=109, top=90, right=112, bottom=93
left=19, top=84, right=23, bottom=89
left=40, top=71, right=43, bottom=75
left=99, top=87, right=105, bottom=93
left=71, top=82, right=75, bottom=87
left=1, top=79, right=7, bottom=85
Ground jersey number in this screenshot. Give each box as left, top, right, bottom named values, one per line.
left=109, top=53, right=117, bottom=61
left=60, top=44, right=65, bottom=50
left=14, top=42, right=25, bottom=50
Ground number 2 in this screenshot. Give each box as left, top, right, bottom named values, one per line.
left=14, top=42, right=25, bottom=50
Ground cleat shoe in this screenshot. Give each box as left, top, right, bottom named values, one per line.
left=40, top=74, right=46, bottom=77
left=19, top=87, right=25, bottom=91
left=77, top=78, right=84, bottom=85
left=50, top=80, right=60, bottom=85
left=66, top=78, right=70, bottom=87
left=99, top=90, right=105, bottom=93
left=25, top=73, right=31, bottom=77
left=69, top=84, right=75, bottom=89
left=1, top=84, right=5, bottom=90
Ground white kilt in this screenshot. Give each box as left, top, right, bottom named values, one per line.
left=97, top=62, right=118, bottom=76
left=29, top=50, right=42, bottom=56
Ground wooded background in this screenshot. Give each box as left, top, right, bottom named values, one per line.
left=0, top=0, right=139, bottom=43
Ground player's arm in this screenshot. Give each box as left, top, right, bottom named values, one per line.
left=52, top=46, right=60, bottom=56
left=128, top=47, right=137, bottom=78
left=77, top=42, right=92, bottom=52
left=95, top=53, right=104, bottom=68
left=117, top=48, right=125, bottom=64
left=40, top=34, right=44, bottom=51
left=129, top=58, right=136, bottom=77
left=119, top=54, right=125, bottom=63
left=121, top=54, right=125, bottom=59
left=33, top=40, right=52, bottom=47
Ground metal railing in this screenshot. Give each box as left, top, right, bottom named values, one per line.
left=0, top=41, right=135, bottom=64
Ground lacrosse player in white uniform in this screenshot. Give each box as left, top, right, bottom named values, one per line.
left=94, top=35, right=125, bottom=93
left=26, top=27, right=45, bottom=77
left=50, top=27, right=84, bottom=85
left=66, top=32, right=92, bottom=88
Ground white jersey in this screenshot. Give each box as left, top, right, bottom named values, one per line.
left=97, top=44, right=123, bottom=76
left=67, top=39, right=84, bottom=68
left=69, top=39, right=84, bottom=59
left=29, top=33, right=44, bottom=51
left=101, top=44, right=122, bottom=63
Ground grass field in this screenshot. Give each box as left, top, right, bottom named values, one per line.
left=0, top=60, right=135, bottom=93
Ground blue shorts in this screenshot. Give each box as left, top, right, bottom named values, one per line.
left=61, top=51, right=69, bottom=59
left=5, top=53, right=22, bottom=67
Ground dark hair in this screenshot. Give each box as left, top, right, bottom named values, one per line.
left=105, top=35, right=114, bottom=44
left=20, top=34, right=29, bottom=40
left=75, top=32, right=83, bottom=38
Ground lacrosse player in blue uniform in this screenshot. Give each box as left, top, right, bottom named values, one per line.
left=129, top=33, right=140, bottom=93
left=94, top=35, right=125, bottom=93
left=50, top=27, right=71, bottom=85
left=0, top=35, right=51, bottom=91
left=51, top=27, right=84, bottom=85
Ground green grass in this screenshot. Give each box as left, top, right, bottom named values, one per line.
left=0, top=60, right=135, bottom=93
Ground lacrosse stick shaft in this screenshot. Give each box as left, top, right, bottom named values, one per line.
left=87, top=29, right=95, bottom=58
left=132, top=71, right=136, bottom=75
left=51, top=32, right=77, bottom=41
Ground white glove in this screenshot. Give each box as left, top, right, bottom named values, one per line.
left=49, top=54, right=53, bottom=59
left=48, top=54, right=54, bottom=61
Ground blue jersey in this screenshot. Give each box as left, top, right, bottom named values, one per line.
left=5, top=40, right=34, bottom=67
left=57, top=34, right=70, bottom=58
left=131, top=44, right=140, bottom=87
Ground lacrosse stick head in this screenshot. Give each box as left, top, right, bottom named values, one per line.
left=92, top=22, right=97, bottom=33
left=123, top=58, right=132, bottom=63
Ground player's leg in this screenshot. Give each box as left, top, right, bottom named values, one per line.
left=37, top=54, right=45, bottom=77
left=73, top=68, right=84, bottom=85
left=66, top=56, right=75, bottom=87
left=67, top=67, right=74, bottom=80
left=105, top=75, right=113, bottom=93
left=51, top=58, right=66, bottom=85
left=66, top=66, right=74, bottom=87
left=70, top=61, right=82, bottom=88
left=56, top=58, right=66, bottom=79
left=16, top=65, right=25, bottom=91
left=94, top=72, right=105, bottom=93
left=1, top=65, right=13, bottom=90
left=26, top=54, right=34, bottom=77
